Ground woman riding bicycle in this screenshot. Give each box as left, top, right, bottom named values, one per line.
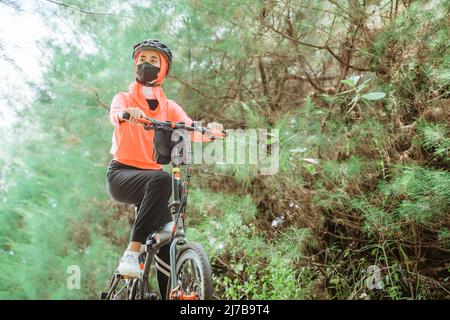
left=106, top=39, right=222, bottom=298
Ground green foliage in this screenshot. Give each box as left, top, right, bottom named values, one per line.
left=352, top=165, right=450, bottom=235
left=185, top=188, right=318, bottom=299
left=186, top=188, right=257, bottom=253
left=219, top=225, right=317, bottom=300
left=1, top=0, right=449, bottom=300
left=381, top=166, right=449, bottom=223
left=417, top=120, right=450, bottom=162
left=438, top=229, right=450, bottom=249
left=278, top=96, right=324, bottom=171
left=339, top=75, right=386, bottom=117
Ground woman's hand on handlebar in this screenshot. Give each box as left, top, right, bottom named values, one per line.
left=206, top=122, right=224, bottom=132
left=121, top=107, right=145, bottom=124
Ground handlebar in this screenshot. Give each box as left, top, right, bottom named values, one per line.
left=120, top=111, right=226, bottom=139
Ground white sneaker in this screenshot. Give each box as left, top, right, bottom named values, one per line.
left=117, top=251, right=142, bottom=279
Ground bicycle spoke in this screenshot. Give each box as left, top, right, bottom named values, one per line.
left=113, top=284, right=127, bottom=299
left=179, top=258, right=202, bottom=295
left=112, top=279, right=133, bottom=300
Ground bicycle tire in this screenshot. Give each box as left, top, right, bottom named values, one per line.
left=129, top=279, right=144, bottom=300
left=175, top=242, right=213, bottom=300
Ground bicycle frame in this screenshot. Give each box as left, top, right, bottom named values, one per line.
left=140, top=163, right=195, bottom=300
left=103, top=163, right=195, bottom=300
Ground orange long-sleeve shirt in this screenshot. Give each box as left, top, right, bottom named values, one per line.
left=109, top=87, right=208, bottom=170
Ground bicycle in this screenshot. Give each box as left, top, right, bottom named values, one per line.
left=100, top=112, right=225, bottom=300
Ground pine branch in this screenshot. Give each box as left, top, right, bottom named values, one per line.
left=248, top=4, right=371, bottom=72
left=0, top=0, right=21, bottom=12
left=44, top=0, right=131, bottom=18
left=93, top=91, right=109, bottom=111
left=171, top=75, right=233, bottom=100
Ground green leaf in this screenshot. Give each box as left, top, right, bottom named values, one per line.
left=361, top=92, right=386, bottom=100
left=341, top=75, right=360, bottom=87
left=234, top=263, right=244, bottom=273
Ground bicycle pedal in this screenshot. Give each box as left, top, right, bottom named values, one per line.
left=100, top=292, right=108, bottom=300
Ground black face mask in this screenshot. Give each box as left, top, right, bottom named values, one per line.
left=136, top=62, right=160, bottom=86
left=146, top=99, right=159, bottom=111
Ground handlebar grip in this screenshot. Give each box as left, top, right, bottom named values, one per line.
left=120, top=111, right=130, bottom=120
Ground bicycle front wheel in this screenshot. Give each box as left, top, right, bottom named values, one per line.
left=175, top=242, right=213, bottom=300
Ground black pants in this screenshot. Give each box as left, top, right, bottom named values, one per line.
left=106, top=160, right=173, bottom=298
